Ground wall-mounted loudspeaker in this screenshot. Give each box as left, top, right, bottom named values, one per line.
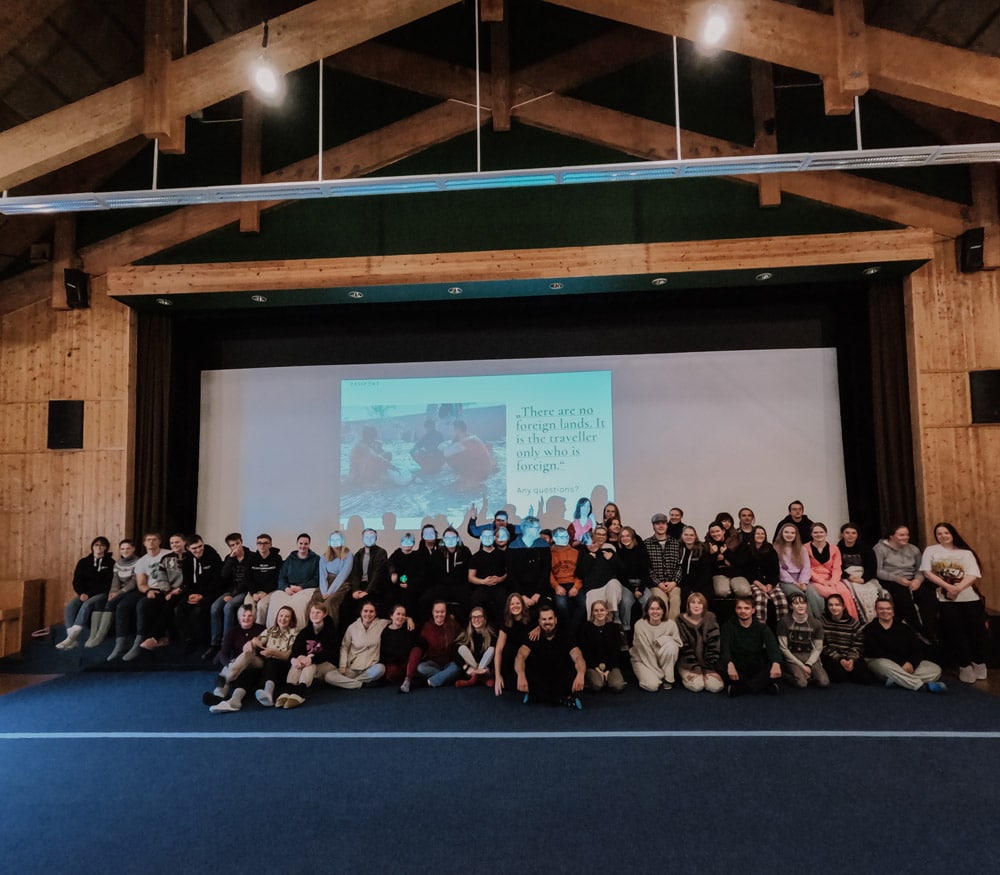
left=958, top=227, right=985, bottom=273
left=64, top=268, right=90, bottom=309
left=970, top=371, right=1000, bottom=424
left=47, top=400, right=84, bottom=450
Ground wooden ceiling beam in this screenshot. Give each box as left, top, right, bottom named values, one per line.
left=239, top=94, right=263, bottom=234
left=103, top=228, right=934, bottom=297
left=0, top=0, right=458, bottom=191
left=546, top=0, right=1000, bottom=122
left=751, top=60, right=781, bottom=207
left=143, top=0, right=186, bottom=153
left=490, top=6, right=512, bottom=131
left=823, top=0, right=869, bottom=115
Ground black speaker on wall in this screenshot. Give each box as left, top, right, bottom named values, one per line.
left=970, top=371, right=1000, bottom=424
left=958, top=227, right=985, bottom=273
left=64, top=268, right=90, bottom=309
left=47, top=400, right=84, bottom=450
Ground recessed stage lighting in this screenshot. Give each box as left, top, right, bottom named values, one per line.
left=155, top=298, right=173, bottom=306
left=862, top=266, right=882, bottom=276
left=448, top=287, right=463, bottom=295
left=250, top=294, right=267, bottom=303
left=651, top=277, right=668, bottom=286
left=702, top=5, right=729, bottom=46
left=348, top=290, right=364, bottom=299
left=755, top=272, right=774, bottom=281
left=549, top=282, right=564, bottom=290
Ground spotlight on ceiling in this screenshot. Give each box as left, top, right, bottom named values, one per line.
left=862, top=266, right=882, bottom=276
left=755, top=271, right=774, bottom=282
left=702, top=5, right=729, bottom=47
left=250, top=21, right=284, bottom=102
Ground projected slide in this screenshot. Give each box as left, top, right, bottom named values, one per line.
left=198, top=348, right=850, bottom=554
left=340, top=371, right=613, bottom=530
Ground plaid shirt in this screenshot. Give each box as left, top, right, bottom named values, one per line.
left=643, top=536, right=681, bottom=584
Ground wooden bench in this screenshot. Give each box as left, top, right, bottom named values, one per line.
left=0, top=579, right=45, bottom=658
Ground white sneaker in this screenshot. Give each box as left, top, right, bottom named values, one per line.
left=958, top=665, right=976, bottom=684
left=210, top=698, right=241, bottom=713
left=972, top=662, right=988, bottom=681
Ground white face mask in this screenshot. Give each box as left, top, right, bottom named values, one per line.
left=479, top=530, right=494, bottom=547
left=362, top=532, right=377, bottom=548
left=496, top=530, right=509, bottom=545
left=422, top=528, right=437, bottom=541
left=400, top=535, right=415, bottom=547
left=523, top=526, right=540, bottom=543
left=553, top=530, right=570, bottom=547
left=328, top=534, right=344, bottom=548
left=443, top=534, right=459, bottom=549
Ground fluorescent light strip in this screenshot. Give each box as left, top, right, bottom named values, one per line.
left=2, top=143, right=999, bottom=214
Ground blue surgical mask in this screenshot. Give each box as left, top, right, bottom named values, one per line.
left=400, top=535, right=415, bottom=547
left=496, top=529, right=509, bottom=544
left=328, top=533, right=344, bottom=548
left=362, top=532, right=377, bottom=548
left=422, top=528, right=437, bottom=541
left=479, top=530, right=495, bottom=547
left=524, top=526, right=540, bottom=543
left=443, top=534, right=459, bottom=548
left=553, top=530, right=570, bottom=547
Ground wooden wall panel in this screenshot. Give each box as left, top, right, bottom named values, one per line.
left=0, top=281, right=133, bottom=625
left=908, top=240, right=1000, bottom=607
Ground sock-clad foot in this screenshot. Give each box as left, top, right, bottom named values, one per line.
left=399, top=678, right=411, bottom=694
left=972, top=663, right=988, bottom=681
left=958, top=665, right=976, bottom=684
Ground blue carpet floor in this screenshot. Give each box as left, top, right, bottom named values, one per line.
left=2, top=672, right=999, bottom=873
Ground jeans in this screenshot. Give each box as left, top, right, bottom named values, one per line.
left=65, top=593, right=107, bottom=628
left=418, top=659, right=463, bottom=687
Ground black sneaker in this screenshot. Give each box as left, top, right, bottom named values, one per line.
left=202, top=691, right=224, bottom=706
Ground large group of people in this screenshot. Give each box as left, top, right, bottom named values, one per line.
left=56, top=497, right=990, bottom=710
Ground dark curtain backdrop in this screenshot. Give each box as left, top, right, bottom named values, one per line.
left=131, top=313, right=172, bottom=540
left=136, top=281, right=915, bottom=541
left=868, top=278, right=918, bottom=539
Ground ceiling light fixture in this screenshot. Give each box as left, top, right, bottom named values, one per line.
left=755, top=271, right=773, bottom=281
left=862, top=266, right=882, bottom=276
left=702, top=5, right=728, bottom=46
left=250, top=294, right=267, bottom=303
left=250, top=21, right=284, bottom=102
left=548, top=282, right=564, bottom=290
left=448, top=287, right=463, bottom=295
left=651, top=277, right=668, bottom=286
left=348, top=290, right=363, bottom=299
left=155, top=297, right=173, bottom=306
left=3, top=144, right=999, bottom=215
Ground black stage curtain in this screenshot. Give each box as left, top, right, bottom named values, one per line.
left=131, top=312, right=172, bottom=540
left=868, top=278, right=918, bottom=538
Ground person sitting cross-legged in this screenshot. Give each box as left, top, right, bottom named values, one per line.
left=720, top=595, right=783, bottom=696
left=863, top=596, right=946, bottom=693
left=324, top=600, right=389, bottom=690
left=515, top=605, right=586, bottom=708
left=778, top=592, right=830, bottom=689
left=202, top=603, right=264, bottom=708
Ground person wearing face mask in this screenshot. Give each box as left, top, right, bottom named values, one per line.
left=549, top=526, right=585, bottom=633
left=318, top=531, right=353, bottom=631
left=388, top=533, right=429, bottom=618
left=468, top=528, right=507, bottom=624
left=421, top=527, right=473, bottom=621
left=346, top=528, right=389, bottom=622
left=507, top=516, right=552, bottom=613
left=466, top=502, right=519, bottom=543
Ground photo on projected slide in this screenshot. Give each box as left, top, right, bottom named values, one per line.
left=341, top=402, right=506, bottom=525
left=339, top=370, right=614, bottom=529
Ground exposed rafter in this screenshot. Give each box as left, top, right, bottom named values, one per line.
left=545, top=0, right=1000, bottom=121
